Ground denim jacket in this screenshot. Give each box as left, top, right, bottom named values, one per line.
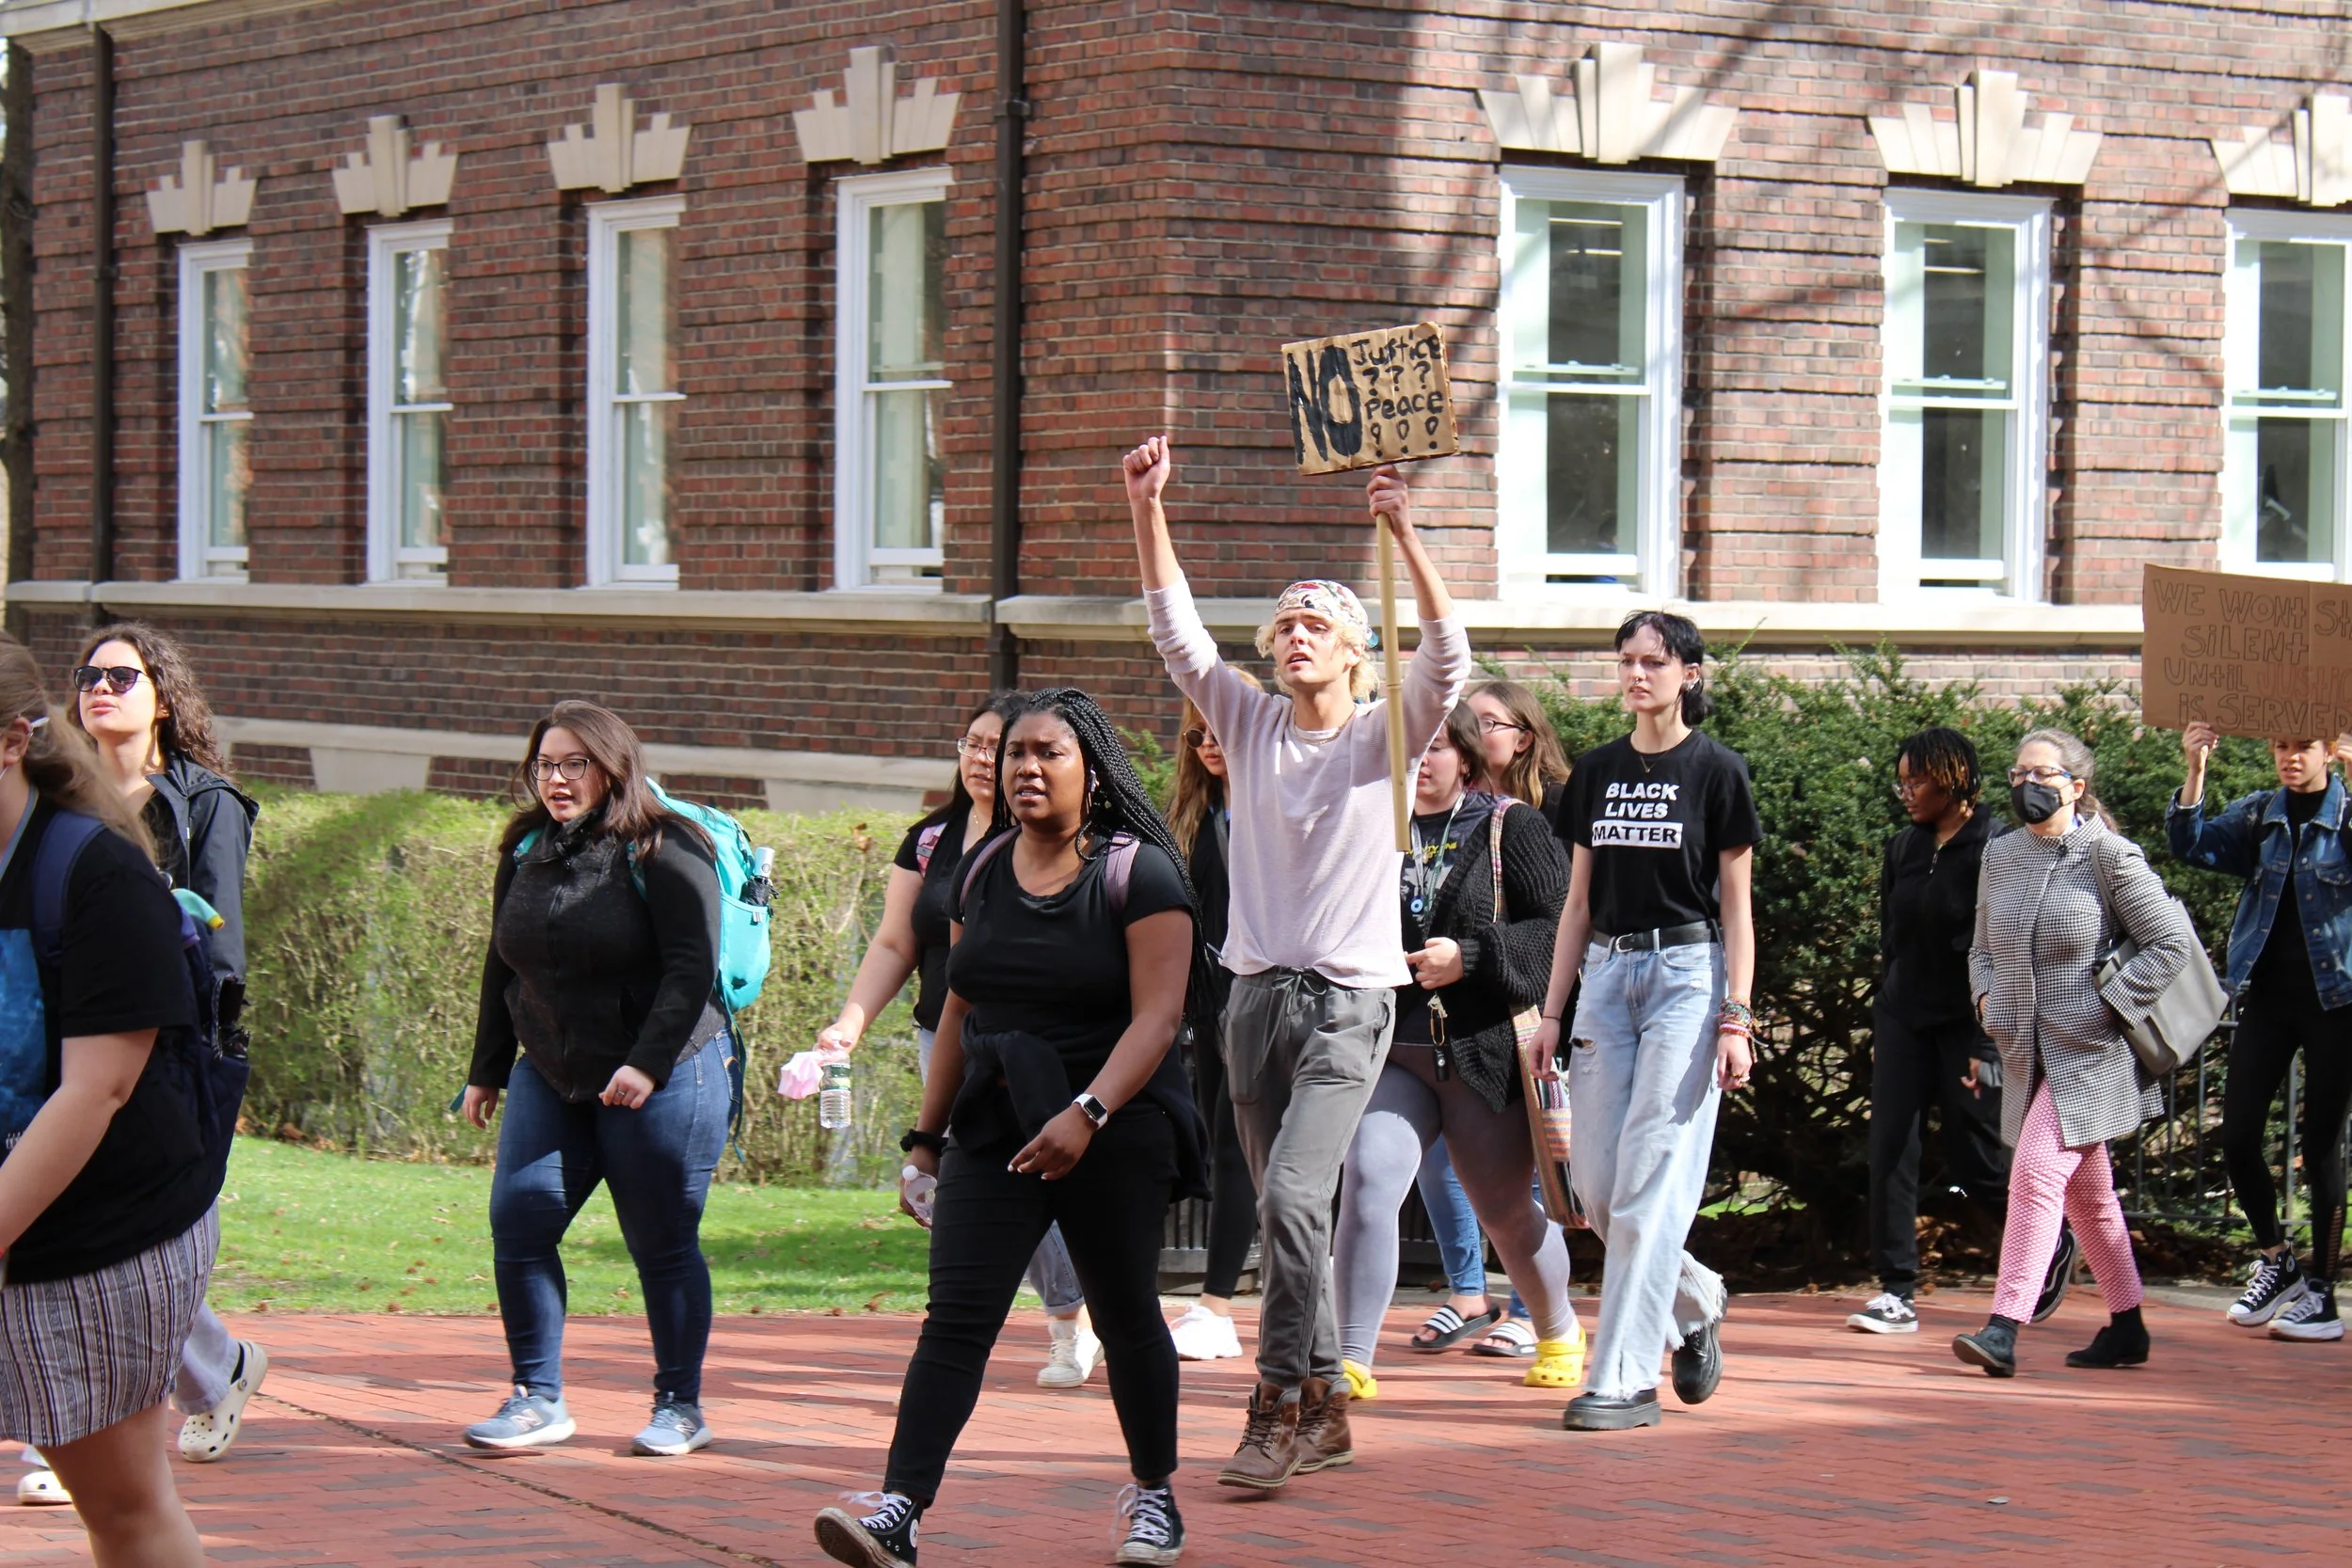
left=2164, top=775, right=2352, bottom=1009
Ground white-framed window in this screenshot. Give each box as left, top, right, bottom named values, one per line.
left=2221, top=210, right=2352, bottom=578
left=366, top=220, right=453, bottom=582
left=835, top=167, right=949, bottom=588
left=1495, top=167, right=1684, bottom=595
left=177, top=239, right=252, bottom=580
left=1878, top=190, right=2051, bottom=600
left=586, top=196, right=684, bottom=586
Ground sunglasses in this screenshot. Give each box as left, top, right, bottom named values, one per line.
left=1182, top=727, right=1210, bottom=749
left=72, top=665, right=146, bottom=696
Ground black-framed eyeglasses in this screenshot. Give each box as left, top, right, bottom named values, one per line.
left=956, top=737, right=998, bottom=763
left=1181, top=727, right=1209, bottom=749
left=72, top=665, right=145, bottom=696
left=531, top=756, right=594, bottom=782
left=2006, top=766, right=2074, bottom=787
left=1476, top=717, right=1529, bottom=736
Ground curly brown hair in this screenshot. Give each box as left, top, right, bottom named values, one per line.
left=70, top=621, right=233, bottom=777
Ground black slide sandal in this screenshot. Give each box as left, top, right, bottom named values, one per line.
left=1409, top=1305, right=1502, bottom=1354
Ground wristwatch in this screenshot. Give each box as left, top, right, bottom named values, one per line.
left=1073, top=1092, right=1110, bottom=1129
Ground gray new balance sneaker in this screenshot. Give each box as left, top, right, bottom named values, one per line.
left=463, top=1386, right=576, bottom=1450
left=631, top=1397, right=713, bottom=1456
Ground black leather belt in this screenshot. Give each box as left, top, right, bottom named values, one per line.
left=1594, top=921, right=1720, bottom=954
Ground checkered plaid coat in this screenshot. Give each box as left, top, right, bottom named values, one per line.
left=1969, top=814, right=2195, bottom=1148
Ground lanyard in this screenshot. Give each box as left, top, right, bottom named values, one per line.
left=0, top=789, right=39, bottom=885
left=1405, top=797, right=1464, bottom=919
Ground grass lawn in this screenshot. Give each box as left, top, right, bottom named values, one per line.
left=211, top=1137, right=932, bottom=1316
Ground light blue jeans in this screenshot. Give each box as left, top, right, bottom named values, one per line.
left=1567, top=941, right=1729, bottom=1400
left=916, top=1027, right=1084, bottom=1315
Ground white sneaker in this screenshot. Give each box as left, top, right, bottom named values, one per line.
left=1168, top=1302, right=1244, bottom=1361
left=15, top=1468, right=70, bottom=1507
left=179, top=1338, right=269, bottom=1463
left=1038, top=1310, right=1102, bottom=1388
left=1846, top=1292, right=1919, bottom=1335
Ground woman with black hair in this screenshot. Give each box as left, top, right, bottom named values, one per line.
left=462, top=701, right=732, bottom=1458
left=818, top=694, right=1096, bottom=1388
left=1534, top=611, right=1756, bottom=1431
left=817, top=689, right=1205, bottom=1568
left=1851, top=728, right=2075, bottom=1334
left=64, top=622, right=264, bottom=1476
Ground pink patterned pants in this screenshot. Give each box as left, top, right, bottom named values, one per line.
left=1989, top=1081, right=2144, bottom=1322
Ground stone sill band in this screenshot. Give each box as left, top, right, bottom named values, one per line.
left=6, top=579, right=2144, bottom=648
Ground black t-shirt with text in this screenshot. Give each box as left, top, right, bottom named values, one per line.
left=1563, top=732, right=1761, bottom=938
left=0, top=800, right=204, bottom=1283
left=894, top=802, right=976, bottom=1032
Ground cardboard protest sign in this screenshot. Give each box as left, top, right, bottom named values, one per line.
left=1281, top=323, right=1459, bottom=475
left=2140, top=563, right=2352, bottom=739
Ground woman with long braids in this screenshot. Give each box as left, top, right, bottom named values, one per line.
left=1954, top=729, right=2195, bottom=1377
left=1162, top=679, right=1261, bottom=1364
left=818, top=689, right=1207, bottom=1568
left=818, top=693, right=1098, bottom=1388
left=64, top=622, right=265, bottom=1478
left=1533, top=611, right=1753, bottom=1431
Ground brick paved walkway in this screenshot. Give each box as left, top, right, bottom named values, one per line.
left=4, top=1291, right=2344, bottom=1567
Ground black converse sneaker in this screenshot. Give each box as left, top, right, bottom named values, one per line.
left=2227, top=1250, right=2308, bottom=1326
left=1113, top=1483, right=1185, bottom=1566
left=2268, top=1286, right=2343, bottom=1342
left=816, top=1491, right=921, bottom=1568
left=1846, top=1291, right=1919, bottom=1334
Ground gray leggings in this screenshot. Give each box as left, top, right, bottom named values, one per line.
left=1334, top=1043, right=1576, bottom=1370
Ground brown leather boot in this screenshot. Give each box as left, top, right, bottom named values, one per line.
left=1216, top=1381, right=1300, bottom=1492
left=1293, top=1375, right=1353, bottom=1472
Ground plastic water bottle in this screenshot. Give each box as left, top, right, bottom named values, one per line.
left=818, top=1058, right=853, bottom=1130
left=901, top=1164, right=938, bottom=1226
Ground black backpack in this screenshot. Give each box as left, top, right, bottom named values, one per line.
left=30, top=811, right=249, bottom=1177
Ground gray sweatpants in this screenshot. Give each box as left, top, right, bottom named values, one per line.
left=1333, top=1045, right=1577, bottom=1370
left=1223, top=969, right=1394, bottom=1391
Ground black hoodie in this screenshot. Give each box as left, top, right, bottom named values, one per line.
left=1876, top=806, right=1998, bottom=1035
left=142, top=754, right=260, bottom=982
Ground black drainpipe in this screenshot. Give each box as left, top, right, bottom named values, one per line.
left=984, top=0, right=1026, bottom=691
left=87, top=24, right=115, bottom=602
left=2, top=40, right=37, bottom=638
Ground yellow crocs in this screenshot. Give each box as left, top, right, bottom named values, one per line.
left=1523, top=1327, right=1587, bottom=1389
left=1340, top=1357, right=1380, bottom=1402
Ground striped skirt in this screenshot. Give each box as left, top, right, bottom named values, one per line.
left=0, top=1206, right=217, bottom=1448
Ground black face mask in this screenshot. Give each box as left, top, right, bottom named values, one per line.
left=2010, top=779, right=2067, bottom=825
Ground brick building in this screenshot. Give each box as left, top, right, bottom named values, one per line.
left=1, top=0, right=2346, bottom=807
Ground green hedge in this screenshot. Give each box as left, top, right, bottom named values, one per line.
left=241, top=792, right=925, bottom=1185
left=241, top=652, right=2279, bottom=1223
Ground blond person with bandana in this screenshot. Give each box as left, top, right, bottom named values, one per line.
left=1124, top=435, right=1470, bottom=1497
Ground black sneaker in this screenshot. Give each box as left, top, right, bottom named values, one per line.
left=2268, top=1287, right=2344, bottom=1342
left=2228, top=1250, right=2307, bottom=1326
left=2032, top=1226, right=2079, bottom=1324
left=1952, top=1320, right=2018, bottom=1378
left=1670, top=1319, right=1723, bottom=1404
left=1846, top=1291, right=1919, bottom=1334
left=1114, top=1483, right=1184, bottom=1566
left=816, top=1491, right=920, bottom=1568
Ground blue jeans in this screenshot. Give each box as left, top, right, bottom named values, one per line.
left=1414, top=1140, right=1534, bottom=1317
left=490, top=1035, right=731, bottom=1404
left=1567, top=942, right=1728, bottom=1400
left=915, top=1026, right=1085, bottom=1314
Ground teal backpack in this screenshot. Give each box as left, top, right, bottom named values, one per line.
left=515, top=784, right=773, bottom=1016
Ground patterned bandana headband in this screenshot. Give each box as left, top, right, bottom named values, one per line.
left=1273, top=579, right=1371, bottom=647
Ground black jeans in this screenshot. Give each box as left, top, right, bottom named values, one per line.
left=2224, top=975, right=2352, bottom=1281
left=883, top=1109, right=1180, bottom=1506
left=1191, top=1032, right=1261, bottom=1300
left=1867, top=1012, right=2009, bottom=1296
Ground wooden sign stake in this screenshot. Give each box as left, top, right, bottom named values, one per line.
left=1378, top=520, right=1407, bottom=851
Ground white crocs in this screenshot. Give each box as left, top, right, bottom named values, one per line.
left=179, top=1338, right=268, bottom=1463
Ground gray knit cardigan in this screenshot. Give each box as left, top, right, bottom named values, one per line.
left=1968, top=814, right=2197, bottom=1148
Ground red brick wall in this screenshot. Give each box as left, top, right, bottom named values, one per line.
left=20, top=0, right=2338, bottom=747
